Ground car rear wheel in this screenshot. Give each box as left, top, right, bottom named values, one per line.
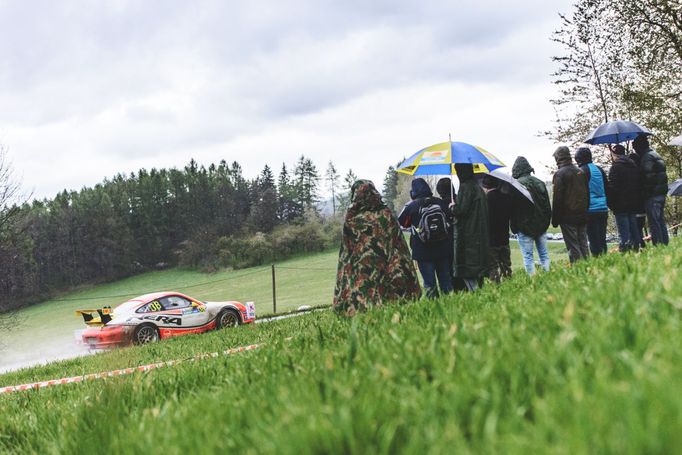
left=216, top=309, right=240, bottom=329
left=133, top=323, right=159, bottom=345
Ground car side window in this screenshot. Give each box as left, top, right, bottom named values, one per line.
left=137, top=300, right=163, bottom=313
left=160, top=296, right=192, bottom=310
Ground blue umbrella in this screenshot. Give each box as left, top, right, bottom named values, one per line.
left=584, top=120, right=652, bottom=145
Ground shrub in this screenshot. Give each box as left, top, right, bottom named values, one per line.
left=176, top=218, right=343, bottom=271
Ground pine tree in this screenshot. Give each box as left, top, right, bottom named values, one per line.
left=293, top=155, right=320, bottom=212
left=325, top=161, right=340, bottom=216
left=277, top=163, right=302, bottom=222
left=250, top=165, right=279, bottom=232
left=382, top=166, right=398, bottom=213
left=337, top=169, right=358, bottom=213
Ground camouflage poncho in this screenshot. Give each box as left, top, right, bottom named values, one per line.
left=333, top=180, right=421, bottom=316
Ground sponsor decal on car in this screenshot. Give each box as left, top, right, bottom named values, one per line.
left=135, top=315, right=182, bottom=326
left=246, top=302, right=256, bottom=320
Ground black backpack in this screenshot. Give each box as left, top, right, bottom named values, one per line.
left=414, top=197, right=449, bottom=243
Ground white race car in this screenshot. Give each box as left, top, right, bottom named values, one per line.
left=77, top=292, right=256, bottom=349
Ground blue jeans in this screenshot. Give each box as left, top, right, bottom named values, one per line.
left=517, top=232, right=550, bottom=275
left=614, top=213, right=642, bottom=252
left=417, top=258, right=453, bottom=298
left=645, top=195, right=669, bottom=245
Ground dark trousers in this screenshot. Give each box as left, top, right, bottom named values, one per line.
left=488, top=244, right=512, bottom=283
left=645, top=195, right=669, bottom=246
left=417, top=258, right=454, bottom=299
left=560, top=223, right=590, bottom=263
left=614, top=213, right=642, bottom=252
left=636, top=214, right=647, bottom=248
left=586, top=212, right=608, bottom=256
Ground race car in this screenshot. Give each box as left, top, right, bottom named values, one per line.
left=76, top=292, right=256, bottom=349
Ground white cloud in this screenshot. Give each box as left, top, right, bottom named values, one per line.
left=0, top=0, right=573, bottom=199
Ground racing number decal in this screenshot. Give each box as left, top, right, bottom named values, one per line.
left=149, top=301, right=162, bottom=312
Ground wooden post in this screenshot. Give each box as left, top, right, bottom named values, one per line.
left=271, top=264, right=277, bottom=314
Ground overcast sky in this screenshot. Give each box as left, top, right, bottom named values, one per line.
left=0, top=0, right=575, bottom=200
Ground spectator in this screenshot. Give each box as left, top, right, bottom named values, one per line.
left=607, top=145, right=643, bottom=251
left=574, top=147, right=609, bottom=256
left=509, top=157, right=552, bottom=275
left=633, top=135, right=669, bottom=245
left=333, top=180, right=421, bottom=316
left=398, top=178, right=453, bottom=298
left=552, top=146, right=590, bottom=263
left=451, top=163, right=489, bottom=291
left=627, top=149, right=648, bottom=248
left=436, top=178, right=466, bottom=292
left=481, top=175, right=512, bottom=283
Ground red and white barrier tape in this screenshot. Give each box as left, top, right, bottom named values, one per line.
left=0, top=343, right=263, bottom=395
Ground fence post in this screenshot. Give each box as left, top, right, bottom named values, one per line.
left=271, top=264, right=277, bottom=314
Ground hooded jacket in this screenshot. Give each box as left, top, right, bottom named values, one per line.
left=607, top=155, right=642, bottom=214
left=451, top=163, right=489, bottom=278
left=574, top=147, right=608, bottom=213
left=334, top=180, right=421, bottom=316
left=552, top=146, right=589, bottom=227
left=509, top=157, right=552, bottom=237
left=635, top=147, right=668, bottom=198
left=397, top=178, right=450, bottom=261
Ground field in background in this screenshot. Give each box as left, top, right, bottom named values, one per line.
left=0, top=241, right=679, bottom=453
left=0, top=243, right=568, bottom=373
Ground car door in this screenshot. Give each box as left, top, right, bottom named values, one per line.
left=160, top=295, right=209, bottom=328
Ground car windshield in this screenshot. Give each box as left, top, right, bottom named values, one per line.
left=115, top=300, right=142, bottom=313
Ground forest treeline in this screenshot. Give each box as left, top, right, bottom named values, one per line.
left=0, top=156, right=399, bottom=312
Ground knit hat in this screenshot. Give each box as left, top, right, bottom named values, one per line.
left=574, top=147, right=593, bottom=166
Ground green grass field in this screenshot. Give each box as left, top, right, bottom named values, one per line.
left=1, top=240, right=679, bottom=453
left=0, top=242, right=568, bottom=373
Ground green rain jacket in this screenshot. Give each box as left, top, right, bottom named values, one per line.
left=451, top=164, right=489, bottom=279
left=510, top=157, right=552, bottom=238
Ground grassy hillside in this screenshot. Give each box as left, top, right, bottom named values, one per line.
left=0, top=240, right=679, bottom=453
left=0, top=243, right=568, bottom=373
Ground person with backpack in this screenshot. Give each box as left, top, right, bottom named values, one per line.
left=574, top=147, right=609, bottom=256
left=510, top=157, right=552, bottom=275
left=450, top=163, right=489, bottom=291
left=436, top=177, right=466, bottom=292
left=398, top=178, right=453, bottom=298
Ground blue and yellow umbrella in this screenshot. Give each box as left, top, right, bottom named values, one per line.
left=397, top=140, right=505, bottom=176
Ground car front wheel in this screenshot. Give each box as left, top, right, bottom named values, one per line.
left=216, top=309, right=240, bottom=329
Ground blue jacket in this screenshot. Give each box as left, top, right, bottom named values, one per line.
left=580, top=163, right=608, bottom=213
left=575, top=148, right=608, bottom=213
left=398, top=179, right=450, bottom=262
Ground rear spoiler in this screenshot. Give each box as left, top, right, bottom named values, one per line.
left=75, top=307, right=113, bottom=326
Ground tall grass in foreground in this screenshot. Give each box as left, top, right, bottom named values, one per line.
left=0, top=241, right=680, bottom=453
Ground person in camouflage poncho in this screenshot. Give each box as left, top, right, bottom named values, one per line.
left=333, top=180, right=421, bottom=316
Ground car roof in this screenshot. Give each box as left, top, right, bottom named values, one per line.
left=128, top=292, right=188, bottom=303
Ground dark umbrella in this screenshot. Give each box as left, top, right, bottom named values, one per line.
left=484, top=169, right=534, bottom=203
left=669, top=178, right=682, bottom=197
left=584, top=120, right=652, bottom=145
